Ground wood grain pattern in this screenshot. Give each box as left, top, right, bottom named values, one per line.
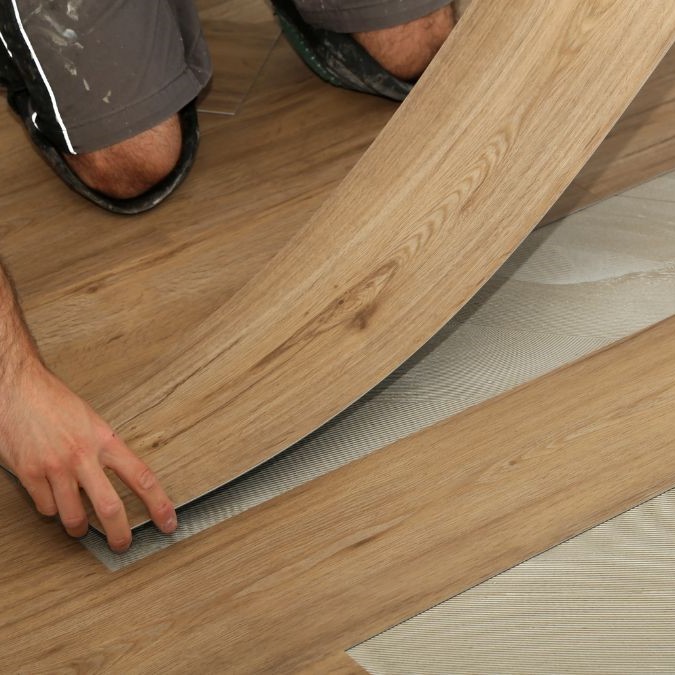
left=98, top=0, right=675, bottom=526
left=544, top=44, right=675, bottom=223
left=2, top=315, right=675, bottom=672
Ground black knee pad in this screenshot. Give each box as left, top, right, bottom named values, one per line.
left=8, top=90, right=200, bottom=215
left=270, top=0, right=412, bottom=101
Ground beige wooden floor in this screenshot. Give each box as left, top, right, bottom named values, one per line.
left=1, top=2, right=675, bottom=672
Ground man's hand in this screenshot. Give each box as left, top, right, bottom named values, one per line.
left=0, top=260, right=176, bottom=551
left=1, top=364, right=178, bottom=551
left=0, top=362, right=177, bottom=551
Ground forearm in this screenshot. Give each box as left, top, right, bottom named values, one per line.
left=0, top=261, right=46, bottom=449
left=0, top=259, right=42, bottom=391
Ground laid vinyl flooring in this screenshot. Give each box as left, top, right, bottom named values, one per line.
left=2, top=313, right=675, bottom=672
left=2, top=2, right=675, bottom=671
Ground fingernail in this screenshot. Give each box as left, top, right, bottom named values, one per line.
left=162, top=515, right=178, bottom=533
left=111, top=539, right=131, bottom=554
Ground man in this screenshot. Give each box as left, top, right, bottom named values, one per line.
left=0, top=0, right=454, bottom=552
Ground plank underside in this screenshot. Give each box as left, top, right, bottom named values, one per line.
left=98, top=0, right=675, bottom=526
left=3, top=314, right=675, bottom=672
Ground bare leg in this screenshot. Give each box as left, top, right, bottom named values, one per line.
left=353, top=5, right=455, bottom=81
left=65, top=114, right=182, bottom=200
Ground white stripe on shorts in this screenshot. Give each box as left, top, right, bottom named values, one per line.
left=0, top=29, right=12, bottom=57
left=9, top=0, right=76, bottom=153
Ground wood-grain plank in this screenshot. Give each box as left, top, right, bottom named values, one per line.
left=544, top=44, right=675, bottom=223
left=2, top=315, right=675, bottom=673
left=96, top=0, right=675, bottom=526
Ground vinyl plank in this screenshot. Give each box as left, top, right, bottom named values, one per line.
left=543, top=45, right=675, bottom=223
left=95, top=0, right=675, bottom=526
left=2, top=315, right=675, bottom=672
left=80, top=172, right=675, bottom=571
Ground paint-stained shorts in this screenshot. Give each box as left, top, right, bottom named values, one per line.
left=293, top=0, right=452, bottom=33
left=0, top=1, right=449, bottom=154
left=0, top=0, right=211, bottom=154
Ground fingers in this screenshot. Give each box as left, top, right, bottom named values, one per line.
left=76, top=461, right=131, bottom=552
left=47, top=470, right=89, bottom=539
left=20, top=434, right=174, bottom=553
left=102, top=436, right=177, bottom=535
left=4, top=363, right=169, bottom=552
left=21, top=474, right=58, bottom=517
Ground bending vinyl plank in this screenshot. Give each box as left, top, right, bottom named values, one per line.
left=545, top=44, right=675, bottom=224
left=97, top=0, right=675, bottom=527
left=80, top=172, right=675, bottom=570
left=2, top=32, right=672, bottom=408
left=2, top=317, right=675, bottom=672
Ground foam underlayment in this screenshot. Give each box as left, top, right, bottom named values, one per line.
left=84, top=171, right=675, bottom=569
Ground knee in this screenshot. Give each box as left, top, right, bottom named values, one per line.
left=353, top=5, right=454, bottom=81
left=65, top=114, right=182, bottom=200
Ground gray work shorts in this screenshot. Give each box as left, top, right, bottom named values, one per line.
left=0, top=1, right=448, bottom=154
left=0, top=0, right=211, bottom=154
left=293, top=0, right=452, bottom=33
